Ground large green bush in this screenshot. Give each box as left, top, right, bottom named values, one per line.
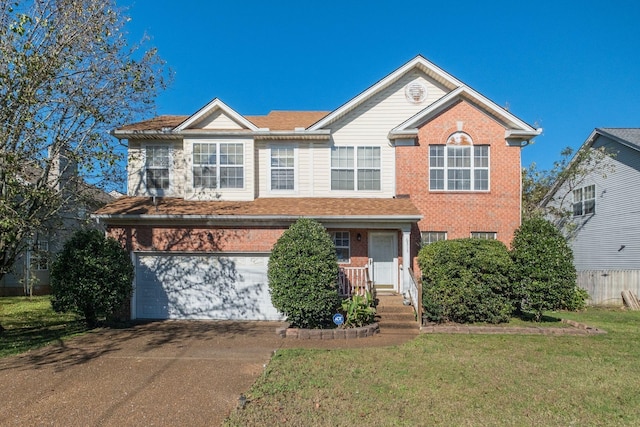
left=50, top=229, right=133, bottom=326
left=268, top=218, right=340, bottom=329
left=511, top=216, right=581, bottom=320
left=418, top=238, right=515, bottom=324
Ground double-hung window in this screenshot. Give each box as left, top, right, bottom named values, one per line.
left=145, top=145, right=170, bottom=192
left=429, top=132, right=489, bottom=191
left=193, top=143, right=244, bottom=189
left=331, top=231, right=350, bottom=263
left=30, top=240, right=49, bottom=271
left=331, top=146, right=381, bottom=191
left=270, top=147, right=295, bottom=191
left=573, top=184, right=595, bottom=216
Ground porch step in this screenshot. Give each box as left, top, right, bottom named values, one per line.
left=375, top=294, right=420, bottom=335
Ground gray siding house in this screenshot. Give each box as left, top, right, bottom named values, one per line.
left=542, top=128, right=640, bottom=305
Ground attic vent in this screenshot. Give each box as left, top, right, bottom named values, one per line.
left=405, top=81, right=427, bottom=104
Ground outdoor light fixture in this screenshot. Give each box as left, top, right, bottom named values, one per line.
left=357, top=233, right=362, bottom=242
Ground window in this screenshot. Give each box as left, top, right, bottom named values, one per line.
left=270, top=147, right=295, bottom=190
left=145, top=145, right=170, bottom=192
left=429, top=132, right=489, bottom=191
left=30, top=240, right=49, bottom=271
left=573, top=184, right=595, bottom=216
left=471, top=232, right=497, bottom=240
left=331, top=147, right=381, bottom=191
left=420, top=231, right=447, bottom=246
left=193, top=143, right=244, bottom=189
left=331, top=231, right=350, bottom=263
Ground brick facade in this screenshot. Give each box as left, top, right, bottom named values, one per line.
left=396, top=100, right=522, bottom=270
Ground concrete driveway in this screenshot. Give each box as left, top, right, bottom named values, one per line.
left=0, top=321, right=285, bottom=426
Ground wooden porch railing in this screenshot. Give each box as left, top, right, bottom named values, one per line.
left=337, top=266, right=372, bottom=297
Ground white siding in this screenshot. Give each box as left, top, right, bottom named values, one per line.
left=127, top=139, right=184, bottom=197
left=256, top=140, right=332, bottom=198
left=194, top=110, right=245, bottom=130
left=318, top=70, right=449, bottom=197
left=183, top=137, right=255, bottom=201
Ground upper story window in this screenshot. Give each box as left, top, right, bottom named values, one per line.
left=331, top=146, right=381, bottom=191
left=573, top=184, right=595, bottom=216
left=193, top=142, right=244, bottom=189
left=145, top=145, right=170, bottom=193
left=429, top=132, right=489, bottom=191
left=331, top=231, right=350, bottom=263
left=270, top=147, right=295, bottom=191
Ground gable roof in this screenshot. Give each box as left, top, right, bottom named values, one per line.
left=175, top=98, right=259, bottom=131
left=540, top=127, right=640, bottom=207
left=113, top=55, right=539, bottom=142
left=389, top=86, right=541, bottom=141
left=596, top=128, right=640, bottom=150
left=308, top=55, right=462, bottom=131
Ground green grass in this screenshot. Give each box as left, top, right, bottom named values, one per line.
left=226, top=308, right=640, bottom=426
left=0, top=296, right=89, bottom=358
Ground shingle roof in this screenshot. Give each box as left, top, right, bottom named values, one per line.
left=117, top=111, right=329, bottom=132
left=598, top=128, right=640, bottom=149
left=94, top=196, right=422, bottom=219
left=245, top=111, right=329, bottom=130
left=119, top=115, right=188, bottom=131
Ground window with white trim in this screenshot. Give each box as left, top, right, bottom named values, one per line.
left=471, top=231, right=497, bottom=240
left=573, top=184, right=595, bottom=216
left=331, top=146, right=381, bottom=191
left=30, top=240, right=49, bottom=271
left=145, top=145, right=170, bottom=192
left=270, top=147, right=295, bottom=190
left=420, top=231, right=447, bottom=246
left=331, top=231, right=350, bottom=263
left=429, top=132, right=489, bottom=191
left=193, top=143, right=244, bottom=189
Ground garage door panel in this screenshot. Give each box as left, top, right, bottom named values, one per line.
left=134, top=254, right=282, bottom=321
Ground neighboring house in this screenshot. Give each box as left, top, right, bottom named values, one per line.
left=542, top=128, right=640, bottom=305
left=94, top=55, right=541, bottom=321
left=0, top=154, right=115, bottom=296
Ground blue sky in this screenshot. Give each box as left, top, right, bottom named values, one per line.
left=123, top=0, right=640, bottom=171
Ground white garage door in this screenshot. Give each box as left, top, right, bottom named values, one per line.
left=134, top=253, right=283, bottom=321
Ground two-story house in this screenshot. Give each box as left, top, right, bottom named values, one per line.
left=542, top=128, right=640, bottom=305
left=94, top=55, right=541, bottom=320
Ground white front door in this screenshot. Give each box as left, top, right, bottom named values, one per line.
left=368, top=232, right=397, bottom=290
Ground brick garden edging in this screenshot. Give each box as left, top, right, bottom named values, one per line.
left=276, top=323, right=380, bottom=339
left=421, top=319, right=606, bottom=335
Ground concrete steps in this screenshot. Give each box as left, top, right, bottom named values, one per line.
left=375, top=294, right=420, bottom=335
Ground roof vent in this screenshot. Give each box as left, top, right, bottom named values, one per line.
left=405, top=81, right=427, bottom=104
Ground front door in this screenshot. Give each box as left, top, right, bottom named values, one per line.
left=368, top=232, right=397, bottom=291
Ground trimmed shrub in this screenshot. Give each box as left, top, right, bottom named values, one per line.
left=268, top=218, right=340, bottom=328
left=511, top=216, right=581, bottom=320
left=418, top=238, right=515, bottom=324
left=50, top=229, right=133, bottom=326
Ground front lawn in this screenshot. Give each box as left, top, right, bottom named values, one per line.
left=0, top=296, right=88, bottom=358
left=226, top=308, right=640, bottom=426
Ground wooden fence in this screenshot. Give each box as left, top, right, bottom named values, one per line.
left=577, top=270, right=640, bottom=305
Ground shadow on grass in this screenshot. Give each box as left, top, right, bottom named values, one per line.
left=0, top=319, right=90, bottom=359
left=513, top=312, right=562, bottom=323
